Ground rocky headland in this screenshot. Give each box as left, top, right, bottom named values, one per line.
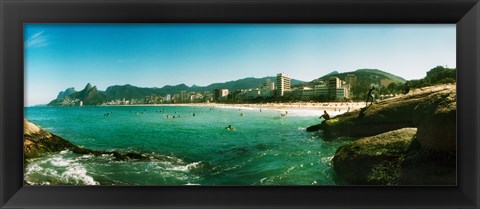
left=308, top=84, right=456, bottom=185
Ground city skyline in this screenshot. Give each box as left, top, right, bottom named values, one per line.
left=25, top=24, right=456, bottom=106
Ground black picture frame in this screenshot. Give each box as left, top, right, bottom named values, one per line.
left=1, top=0, right=479, bottom=208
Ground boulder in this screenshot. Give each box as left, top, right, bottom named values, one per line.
left=332, top=128, right=417, bottom=185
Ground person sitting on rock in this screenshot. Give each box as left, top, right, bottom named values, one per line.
left=319, top=110, right=330, bottom=121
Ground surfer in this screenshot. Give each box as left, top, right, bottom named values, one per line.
left=226, top=125, right=236, bottom=131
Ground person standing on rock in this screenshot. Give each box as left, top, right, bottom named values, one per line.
left=365, top=86, right=375, bottom=106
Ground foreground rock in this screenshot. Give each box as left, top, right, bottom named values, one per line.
left=310, top=84, right=456, bottom=185
left=24, top=119, right=147, bottom=160
left=333, top=128, right=416, bottom=185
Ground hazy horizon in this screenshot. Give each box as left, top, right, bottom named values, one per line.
left=25, top=24, right=456, bottom=106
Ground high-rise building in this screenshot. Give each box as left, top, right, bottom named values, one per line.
left=276, top=73, right=291, bottom=96
left=213, top=88, right=229, bottom=101
left=328, top=77, right=350, bottom=100
left=328, top=77, right=341, bottom=99
left=344, top=74, right=356, bottom=98
left=221, top=89, right=229, bottom=97
left=180, top=90, right=187, bottom=102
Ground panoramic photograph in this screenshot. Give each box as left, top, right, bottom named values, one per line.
left=24, top=24, right=456, bottom=186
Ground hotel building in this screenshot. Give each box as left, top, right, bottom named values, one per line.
left=276, top=73, right=291, bottom=96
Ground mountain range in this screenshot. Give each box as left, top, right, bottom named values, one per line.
left=49, top=77, right=305, bottom=106
left=48, top=69, right=407, bottom=106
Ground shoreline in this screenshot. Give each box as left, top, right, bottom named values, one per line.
left=101, top=102, right=365, bottom=112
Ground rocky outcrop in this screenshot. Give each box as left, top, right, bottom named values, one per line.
left=49, top=83, right=106, bottom=106
left=24, top=119, right=147, bottom=160
left=313, top=84, right=456, bottom=153
left=332, top=128, right=416, bottom=185
left=311, top=84, right=456, bottom=185
left=24, top=119, right=81, bottom=158
left=56, top=87, right=77, bottom=99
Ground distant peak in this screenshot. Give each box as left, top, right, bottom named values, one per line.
left=326, top=71, right=339, bottom=76
left=84, top=83, right=93, bottom=90
left=356, top=69, right=381, bottom=72
left=56, top=87, right=77, bottom=99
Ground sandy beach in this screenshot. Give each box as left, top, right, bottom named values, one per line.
left=114, top=102, right=365, bottom=116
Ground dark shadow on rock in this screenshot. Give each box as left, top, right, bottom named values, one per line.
left=306, top=123, right=323, bottom=132
left=398, top=139, right=456, bottom=185
left=358, top=105, right=371, bottom=119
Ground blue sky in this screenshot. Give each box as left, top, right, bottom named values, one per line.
left=25, top=24, right=456, bottom=106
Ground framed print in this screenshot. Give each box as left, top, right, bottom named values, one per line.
left=1, top=0, right=479, bottom=208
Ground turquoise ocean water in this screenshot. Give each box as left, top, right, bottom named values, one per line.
left=24, top=106, right=350, bottom=185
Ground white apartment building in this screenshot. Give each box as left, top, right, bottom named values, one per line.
left=276, top=73, right=291, bottom=96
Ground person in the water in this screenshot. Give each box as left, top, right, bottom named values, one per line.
left=226, top=125, right=236, bottom=130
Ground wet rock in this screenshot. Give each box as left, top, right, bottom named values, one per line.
left=24, top=118, right=147, bottom=160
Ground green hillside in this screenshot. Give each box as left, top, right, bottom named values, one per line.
left=317, top=69, right=406, bottom=83
left=313, top=69, right=407, bottom=100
